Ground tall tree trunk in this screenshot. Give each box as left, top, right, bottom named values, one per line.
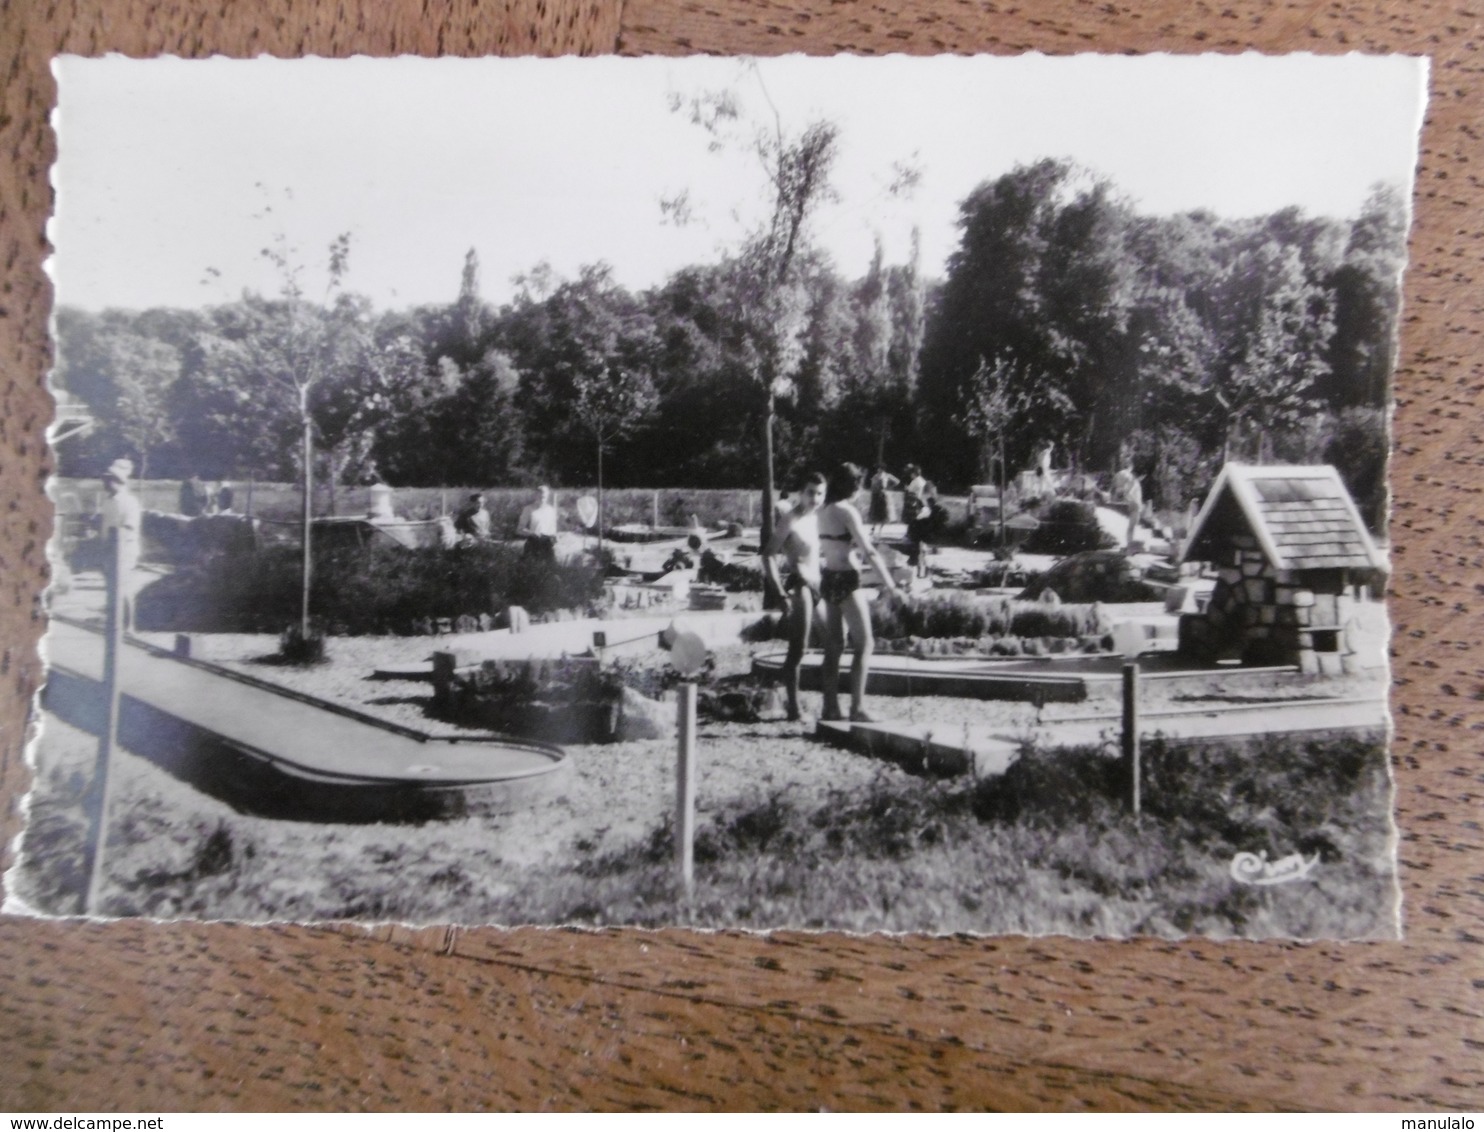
left=326, top=449, right=339, bottom=517
left=597, top=439, right=605, bottom=562
left=998, top=430, right=1007, bottom=549
left=761, top=390, right=781, bottom=610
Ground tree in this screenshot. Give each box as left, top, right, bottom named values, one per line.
left=1324, top=184, right=1409, bottom=410
left=918, top=159, right=1137, bottom=484
left=309, top=316, right=423, bottom=512
left=572, top=357, right=659, bottom=555
left=503, top=263, right=657, bottom=486
left=198, top=227, right=402, bottom=636
left=670, top=70, right=841, bottom=603
left=960, top=352, right=1074, bottom=540
left=1206, top=240, right=1335, bottom=461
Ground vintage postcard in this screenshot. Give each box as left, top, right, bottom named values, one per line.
left=13, top=53, right=1426, bottom=936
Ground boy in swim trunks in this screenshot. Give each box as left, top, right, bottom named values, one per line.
left=763, top=472, right=826, bottom=722
left=816, top=462, right=903, bottom=722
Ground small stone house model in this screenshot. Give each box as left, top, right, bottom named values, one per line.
left=1177, top=463, right=1385, bottom=674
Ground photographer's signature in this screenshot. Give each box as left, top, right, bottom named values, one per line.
left=1229, top=850, right=1320, bottom=886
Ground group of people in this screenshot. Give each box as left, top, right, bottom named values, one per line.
left=452, top=485, right=560, bottom=565
left=763, top=462, right=906, bottom=725
left=863, top=463, right=945, bottom=571
left=178, top=475, right=236, bottom=518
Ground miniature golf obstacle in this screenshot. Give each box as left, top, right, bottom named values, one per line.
left=577, top=495, right=598, bottom=529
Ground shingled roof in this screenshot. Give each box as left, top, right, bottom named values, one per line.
left=1181, top=463, right=1385, bottom=573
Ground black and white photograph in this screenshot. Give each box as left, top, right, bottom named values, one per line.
left=16, top=52, right=1425, bottom=937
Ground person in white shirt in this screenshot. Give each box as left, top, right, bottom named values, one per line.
left=98, top=458, right=142, bottom=629
left=517, top=485, right=559, bottom=565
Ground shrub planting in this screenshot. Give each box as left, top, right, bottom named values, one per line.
left=134, top=542, right=604, bottom=634
left=870, top=590, right=1108, bottom=643
left=1024, top=499, right=1116, bottom=555
left=1017, top=550, right=1164, bottom=604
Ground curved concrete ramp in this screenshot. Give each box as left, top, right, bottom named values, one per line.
left=43, top=620, right=569, bottom=823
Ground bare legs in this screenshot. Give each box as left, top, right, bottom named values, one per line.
left=821, top=590, right=876, bottom=722
left=781, top=588, right=813, bottom=722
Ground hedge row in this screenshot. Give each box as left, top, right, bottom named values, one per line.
left=134, top=543, right=604, bottom=635
left=877, top=634, right=1111, bottom=658
left=870, top=591, right=1110, bottom=642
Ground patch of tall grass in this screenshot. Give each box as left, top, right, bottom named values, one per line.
left=18, top=715, right=1394, bottom=939
left=490, top=732, right=1395, bottom=937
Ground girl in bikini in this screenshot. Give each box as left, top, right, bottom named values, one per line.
left=763, top=472, right=826, bottom=722
left=817, top=462, right=902, bottom=723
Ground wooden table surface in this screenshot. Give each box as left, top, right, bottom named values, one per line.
left=2, top=0, right=1481, bottom=1112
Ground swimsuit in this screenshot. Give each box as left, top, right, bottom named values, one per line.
left=820, top=568, right=860, bottom=604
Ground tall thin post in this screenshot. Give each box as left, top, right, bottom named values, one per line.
left=597, top=443, right=606, bottom=562
left=675, top=680, right=698, bottom=894
left=300, top=402, right=313, bottom=638
left=1122, top=661, right=1141, bottom=816
left=246, top=475, right=255, bottom=519
left=652, top=489, right=659, bottom=532
left=84, top=527, right=125, bottom=914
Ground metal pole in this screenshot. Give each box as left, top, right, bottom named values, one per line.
left=1122, top=660, right=1140, bottom=816
left=84, top=527, right=125, bottom=914
left=675, top=680, right=697, bottom=894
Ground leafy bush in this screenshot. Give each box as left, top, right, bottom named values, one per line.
left=1017, top=550, right=1163, bottom=604
left=134, top=542, right=604, bottom=634
left=1024, top=499, right=1116, bottom=555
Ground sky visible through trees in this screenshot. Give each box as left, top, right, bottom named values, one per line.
left=50, top=56, right=1424, bottom=531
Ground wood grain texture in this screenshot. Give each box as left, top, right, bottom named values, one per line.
left=2, top=0, right=1481, bottom=1112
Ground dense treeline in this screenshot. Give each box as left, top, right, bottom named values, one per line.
left=53, top=158, right=1404, bottom=525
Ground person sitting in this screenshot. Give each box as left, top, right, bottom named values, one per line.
left=454, top=492, right=491, bottom=540
left=178, top=475, right=209, bottom=518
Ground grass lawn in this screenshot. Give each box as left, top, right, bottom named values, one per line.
left=14, top=709, right=1398, bottom=938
